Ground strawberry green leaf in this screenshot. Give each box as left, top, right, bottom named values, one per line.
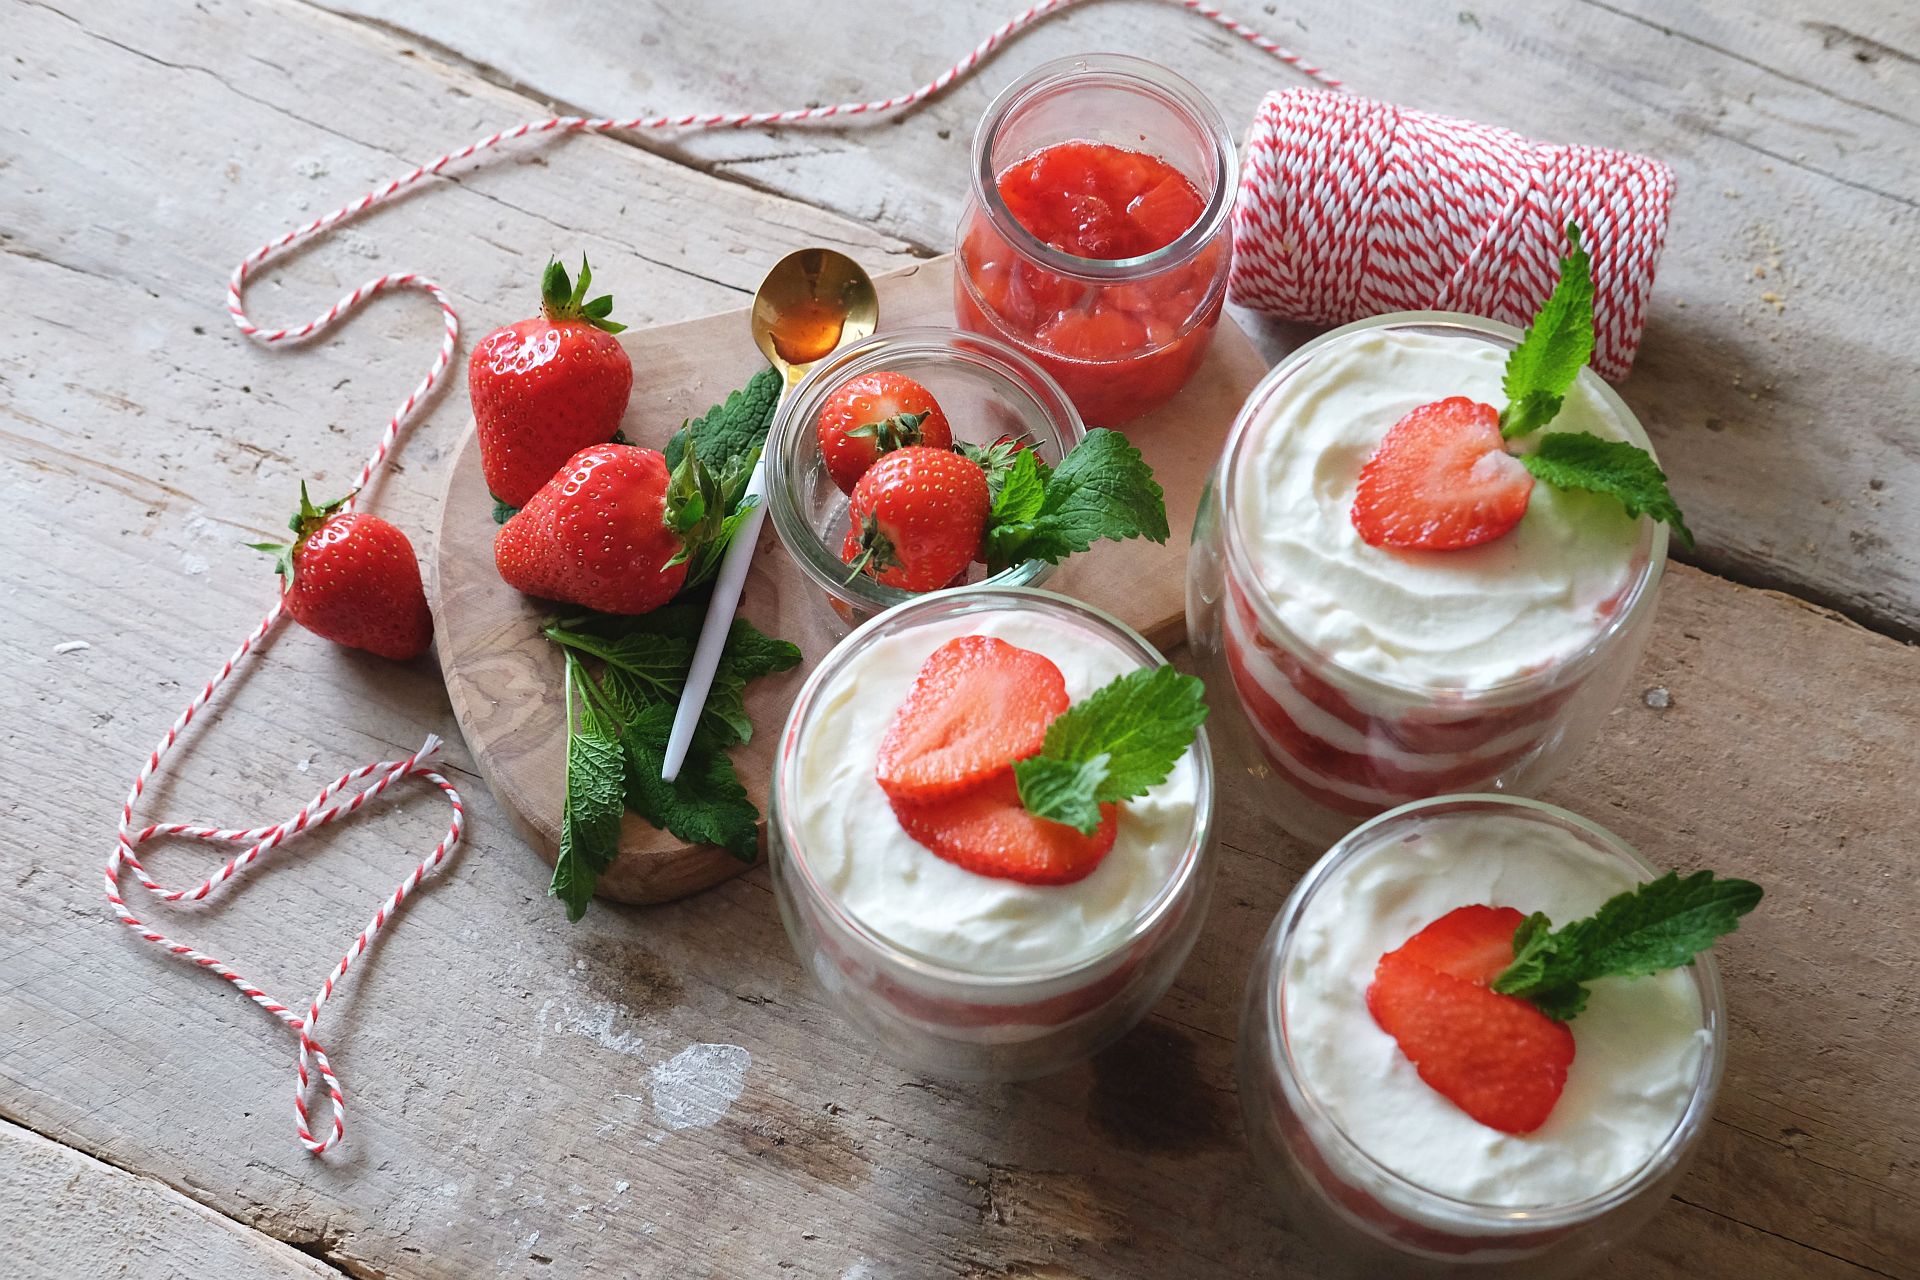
left=491, top=497, right=520, bottom=525
left=1519, top=431, right=1695, bottom=549
left=983, top=428, right=1168, bottom=573
left=550, top=652, right=628, bottom=922
left=1499, top=224, right=1595, bottom=439
left=958, top=436, right=1044, bottom=501
left=1492, top=870, right=1763, bottom=1019
left=541, top=254, right=625, bottom=333
left=1013, top=664, right=1206, bottom=834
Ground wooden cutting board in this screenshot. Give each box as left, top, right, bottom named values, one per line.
left=428, top=254, right=1270, bottom=904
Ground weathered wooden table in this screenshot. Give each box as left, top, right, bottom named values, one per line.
left=4, top=2, right=1916, bottom=1276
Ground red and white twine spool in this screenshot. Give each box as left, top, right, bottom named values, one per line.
left=113, top=0, right=1672, bottom=1156
left=1230, top=88, right=1674, bottom=379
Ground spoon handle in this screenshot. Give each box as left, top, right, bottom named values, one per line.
left=660, top=455, right=771, bottom=783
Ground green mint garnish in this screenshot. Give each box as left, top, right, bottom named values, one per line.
left=1499, top=226, right=1595, bottom=439
left=1518, top=431, right=1696, bottom=549
left=1012, top=664, right=1207, bottom=835
left=1491, top=870, right=1763, bottom=1020
left=1494, top=224, right=1691, bottom=546
left=656, top=364, right=783, bottom=587
left=544, top=607, right=801, bottom=921
left=664, top=364, right=781, bottom=480
left=980, top=427, right=1169, bottom=574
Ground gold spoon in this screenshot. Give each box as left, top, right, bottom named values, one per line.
left=662, top=249, right=878, bottom=781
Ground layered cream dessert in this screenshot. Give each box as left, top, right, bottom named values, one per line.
left=1284, top=809, right=1708, bottom=1207
left=791, top=608, right=1200, bottom=976
left=1220, top=322, right=1658, bottom=823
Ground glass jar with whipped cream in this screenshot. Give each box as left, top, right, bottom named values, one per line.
left=1240, top=795, right=1725, bottom=1277
left=1187, top=314, right=1667, bottom=846
left=769, top=586, right=1215, bottom=1081
left=954, top=54, right=1236, bottom=428
left=766, top=327, right=1085, bottom=635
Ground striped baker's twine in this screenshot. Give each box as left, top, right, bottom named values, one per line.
left=118, top=0, right=1669, bottom=1157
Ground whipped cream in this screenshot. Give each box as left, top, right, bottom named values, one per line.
left=1283, top=810, right=1709, bottom=1209
left=790, top=608, right=1200, bottom=975
left=1231, top=326, right=1647, bottom=692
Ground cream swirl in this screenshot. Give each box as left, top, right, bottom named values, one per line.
left=1232, top=326, right=1646, bottom=691
left=790, top=609, right=1200, bottom=976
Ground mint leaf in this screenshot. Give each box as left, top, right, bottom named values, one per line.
left=544, top=612, right=801, bottom=914
left=665, top=364, right=781, bottom=479
left=991, top=449, right=1047, bottom=525
left=1012, top=664, right=1207, bottom=834
left=617, top=701, right=760, bottom=862
left=1492, top=870, right=1763, bottom=1019
left=1520, top=431, right=1695, bottom=549
left=1499, top=224, right=1595, bottom=439
left=983, top=428, right=1168, bottom=573
left=551, top=652, right=628, bottom=922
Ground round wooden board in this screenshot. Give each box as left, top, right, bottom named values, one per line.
left=428, top=254, right=1269, bottom=904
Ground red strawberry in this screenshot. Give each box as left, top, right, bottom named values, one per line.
left=1352, top=397, right=1534, bottom=550
left=890, top=775, right=1117, bottom=886
left=1389, top=905, right=1529, bottom=985
left=251, top=485, right=432, bottom=661
left=875, top=636, right=1070, bottom=804
left=495, top=443, right=693, bottom=615
left=1366, top=952, right=1574, bottom=1134
left=817, top=371, right=953, bottom=494
left=842, top=447, right=990, bottom=592
left=469, top=256, right=633, bottom=509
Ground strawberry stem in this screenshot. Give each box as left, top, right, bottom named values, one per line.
left=540, top=254, right=627, bottom=334
left=248, top=481, right=353, bottom=582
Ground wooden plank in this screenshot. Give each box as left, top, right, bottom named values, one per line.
left=0, top=0, right=1914, bottom=1277
left=310, top=0, right=1920, bottom=639
left=430, top=254, right=1269, bottom=904
left=0, top=1119, right=342, bottom=1279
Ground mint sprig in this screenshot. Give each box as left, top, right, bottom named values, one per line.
left=1499, top=226, right=1595, bottom=439
left=1519, top=432, right=1696, bottom=549
left=1012, top=664, right=1207, bottom=834
left=981, top=428, right=1169, bottom=574
left=1491, top=870, right=1762, bottom=1020
left=544, top=607, right=801, bottom=921
left=655, top=364, right=783, bottom=587
left=1491, top=224, right=1691, bottom=547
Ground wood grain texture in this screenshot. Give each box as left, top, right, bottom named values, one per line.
left=431, top=254, right=1266, bottom=904
left=0, top=0, right=1916, bottom=1276
left=1, top=1120, right=344, bottom=1280
left=313, top=0, right=1920, bottom=640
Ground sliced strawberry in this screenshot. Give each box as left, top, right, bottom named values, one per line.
left=890, top=775, right=1116, bottom=886
left=1386, top=905, right=1527, bottom=986
left=1366, top=950, right=1574, bottom=1135
left=1352, top=397, right=1534, bottom=551
left=875, top=636, right=1069, bottom=804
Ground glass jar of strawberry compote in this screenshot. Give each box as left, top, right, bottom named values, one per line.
left=955, top=55, right=1236, bottom=428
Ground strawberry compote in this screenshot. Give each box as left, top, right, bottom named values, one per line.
left=1240, top=797, right=1724, bottom=1277
left=768, top=588, right=1214, bottom=1082
left=956, top=56, right=1235, bottom=428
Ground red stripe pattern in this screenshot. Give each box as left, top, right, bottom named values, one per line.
left=1229, top=88, right=1674, bottom=380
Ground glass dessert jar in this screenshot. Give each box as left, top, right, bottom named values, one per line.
left=954, top=54, right=1236, bottom=428
left=766, top=327, right=1084, bottom=633
left=1187, top=314, right=1667, bottom=847
left=770, top=587, right=1216, bottom=1081
left=1239, top=795, right=1726, bottom=1278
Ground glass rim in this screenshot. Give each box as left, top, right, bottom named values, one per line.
left=1221, top=312, right=1670, bottom=705
left=1260, top=793, right=1728, bottom=1227
left=764, top=325, right=1087, bottom=612
left=969, top=52, right=1238, bottom=282
left=772, top=584, right=1217, bottom=987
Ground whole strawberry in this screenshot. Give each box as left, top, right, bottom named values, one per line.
left=469, top=256, right=632, bottom=509
left=251, top=485, right=432, bottom=660
left=842, top=446, right=990, bottom=592
left=816, top=371, right=953, bottom=494
left=496, top=443, right=701, bottom=615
